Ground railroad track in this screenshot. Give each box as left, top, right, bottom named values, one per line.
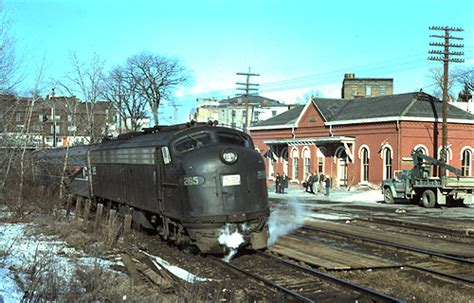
left=212, top=251, right=404, bottom=303
left=300, top=225, right=474, bottom=284
left=357, top=217, right=474, bottom=238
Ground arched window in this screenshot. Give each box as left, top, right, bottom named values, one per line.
left=414, top=144, right=428, bottom=156
left=384, top=147, right=392, bottom=179
left=303, top=148, right=311, bottom=181
left=461, top=149, right=472, bottom=176
left=292, top=148, right=299, bottom=181
left=317, top=147, right=325, bottom=174
left=361, top=147, right=369, bottom=182
left=438, top=147, right=452, bottom=176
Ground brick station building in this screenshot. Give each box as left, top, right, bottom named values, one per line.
left=249, top=92, right=474, bottom=188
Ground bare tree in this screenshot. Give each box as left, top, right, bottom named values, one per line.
left=0, top=3, right=21, bottom=93
left=102, top=65, right=148, bottom=132
left=125, top=52, right=188, bottom=125
left=428, top=67, right=457, bottom=101
left=54, top=52, right=105, bottom=143
left=454, top=68, right=474, bottom=101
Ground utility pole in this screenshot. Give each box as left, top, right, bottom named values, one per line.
left=428, top=26, right=464, bottom=176
left=169, top=101, right=181, bottom=124
left=236, top=68, right=259, bottom=132
left=49, top=88, right=57, bottom=148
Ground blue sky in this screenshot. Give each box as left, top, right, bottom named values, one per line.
left=5, top=0, right=474, bottom=123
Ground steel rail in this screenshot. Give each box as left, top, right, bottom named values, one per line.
left=405, top=264, right=474, bottom=284
left=257, top=251, right=405, bottom=303
left=357, top=217, right=474, bottom=238
left=303, top=225, right=474, bottom=264
left=210, top=256, right=314, bottom=303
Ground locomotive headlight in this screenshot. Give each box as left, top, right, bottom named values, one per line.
left=221, top=148, right=238, bottom=164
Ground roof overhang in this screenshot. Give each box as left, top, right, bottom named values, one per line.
left=264, top=136, right=355, bottom=146
left=248, top=124, right=294, bottom=131
left=326, top=116, right=474, bottom=126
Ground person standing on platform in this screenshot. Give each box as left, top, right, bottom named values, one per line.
left=319, top=172, right=325, bottom=193
left=275, top=173, right=281, bottom=193
left=311, top=172, right=318, bottom=194
left=281, top=172, right=288, bottom=194
left=324, top=175, right=330, bottom=196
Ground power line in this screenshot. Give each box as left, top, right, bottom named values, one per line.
left=197, top=49, right=474, bottom=98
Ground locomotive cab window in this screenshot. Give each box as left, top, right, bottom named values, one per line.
left=174, top=132, right=212, bottom=153
left=218, top=132, right=252, bottom=148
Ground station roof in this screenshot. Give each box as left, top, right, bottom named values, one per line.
left=251, top=92, right=474, bottom=130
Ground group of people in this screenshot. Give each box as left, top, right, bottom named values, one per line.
left=303, top=172, right=331, bottom=196
left=274, top=172, right=289, bottom=193
left=274, top=172, right=331, bottom=196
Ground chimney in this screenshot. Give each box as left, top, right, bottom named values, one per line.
left=344, top=73, right=355, bottom=79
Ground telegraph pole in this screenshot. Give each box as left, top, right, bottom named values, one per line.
left=428, top=26, right=464, bottom=176
left=236, top=68, right=259, bottom=131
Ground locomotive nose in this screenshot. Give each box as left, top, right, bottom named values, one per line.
left=182, top=147, right=268, bottom=218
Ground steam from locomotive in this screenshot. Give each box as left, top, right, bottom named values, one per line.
left=33, top=121, right=270, bottom=254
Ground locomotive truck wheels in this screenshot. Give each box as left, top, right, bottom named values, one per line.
left=422, top=189, right=436, bottom=208
left=384, top=188, right=395, bottom=204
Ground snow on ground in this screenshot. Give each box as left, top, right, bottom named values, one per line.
left=269, top=187, right=384, bottom=204
left=141, top=251, right=211, bottom=283
left=0, top=221, right=123, bottom=302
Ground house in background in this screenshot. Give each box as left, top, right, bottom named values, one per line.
left=249, top=92, right=474, bottom=187
left=0, top=94, right=116, bottom=147
left=192, top=95, right=296, bottom=131
left=341, top=73, right=393, bottom=99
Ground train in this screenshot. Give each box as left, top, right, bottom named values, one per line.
left=33, top=121, right=270, bottom=253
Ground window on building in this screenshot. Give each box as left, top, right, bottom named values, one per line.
left=51, top=125, right=60, bottom=134
left=416, top=147, right=427, bottom=155
left=253, top=111, right=260, bottom=121
left=461, top=149, right=472, bottom=176
left=365, top=85, right=372, bottom=97
left=317, top=148, right=325, bottom=174
left=272, top=110, right=277, bottom=116
left=352, top=85, right=358, bottom=96
left=68, top=115, right=73, bottom=122
left=303, top=149, right=311, bottom=181
left=292, top=149, right=299, bottom=181
left=231, top=110, right=236, bottom=117
left=361, top=147, right=369, bottom=182
left=380, top=85, right=387, bottom=96
left=16, top=113, right=21, bottom=122
left=318, top=157, right=324, bottom=174
left=384, top=148, right=392, bottom=179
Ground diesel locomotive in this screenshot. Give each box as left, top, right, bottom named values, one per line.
left=33, top=121, right=270, bottom=253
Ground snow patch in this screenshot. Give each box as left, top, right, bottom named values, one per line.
left=0, top=222, right=124, bottom=301
left=141, top=251, right=211, bottom=283
left=309, top=214, right=352, bottom=221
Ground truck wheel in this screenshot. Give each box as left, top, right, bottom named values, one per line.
left=384, top=188, right=395, bottom=204
left=422, top=190, right=436, bottom=208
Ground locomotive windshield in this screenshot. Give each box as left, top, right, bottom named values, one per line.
left=174, top=132, right=212, bottom=153
left=217, top=132, right=252, bottom=148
